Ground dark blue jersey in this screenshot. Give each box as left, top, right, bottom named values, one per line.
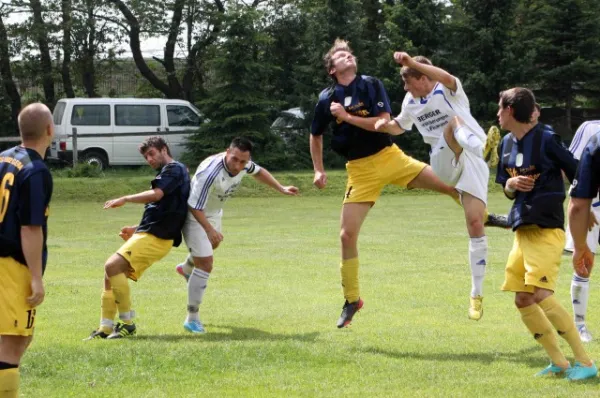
left=570, top=131, right=600, bottom=200
left=136, top=161, right=190, bottom=246
left=495, top=123, right=577, bottom=230
left=311, top=75, right=393, bottom=160
left=0, top=146, right=53, bottom=273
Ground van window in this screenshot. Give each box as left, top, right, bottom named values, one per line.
left=115, top=105, right=160, bottom=126
left=167, top=105, right=200, bottom=127
left=71, top=105, right=110, bottom=126
left=53, top=102, right=66, bottom=125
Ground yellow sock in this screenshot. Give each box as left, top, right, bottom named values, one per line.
left=539, top=295, right=592, bottom=365
left=340, top=257, right=360, bottom=303
left=108, top=273, right=132, bottom=323
left=100, top=289, right=117, bottom=333
left=519, top=304, right=568, bottom=367
left=0, top=367, right=19, bottom=398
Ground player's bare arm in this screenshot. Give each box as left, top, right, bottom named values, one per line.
left=374, top=118, right=405, bottom=136
left=504, top=175, right=534, bottom=199
left=21, top=225, right=45, bottom=307
left=253, top=168, right=299, bottom=196
left=330, top=102, right=391, bottom=132
left=310, top=134, right=327, bottom=189
left=393, top=51, right=457, bottom=92
left=569, top=197, right=595, bottom=278
left=189, top=206, right=223, bottom=248
left=104, top=188, right=165, bottom=209
left=119, top=225, right=138, bottom=241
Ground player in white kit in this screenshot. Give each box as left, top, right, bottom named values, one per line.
left=564, top=120, right=600, bottom=342
left=176, top=137, right=298, bottom=333
left=375, top=53, right=500, bottom=321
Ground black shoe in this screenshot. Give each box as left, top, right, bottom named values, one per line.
left=107, top=321, right=137, bottom=339
left=484, top=213, right=511, bottom=229
left=337, top=298, right=364, bottom=328
left=83, top=329, right=110, bottom=341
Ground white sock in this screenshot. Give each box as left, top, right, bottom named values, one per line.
left=186, top=268, right=210, bottom=323
left=180, top=255, right=194, bottom=276
left=454, top=126, right=484, bottom=156
left=571, top=273, right=590, bottom=325
left=469, top=236, right=487, bottom=297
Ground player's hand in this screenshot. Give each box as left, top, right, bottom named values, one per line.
left=313, top=171, right=327, bottom=189
left=589, top=210, right=598, bottom=231
left=330, top=102, right=348, bottom=121
left=393, top=52, right=412, bottom=66
left=281, top=186, right=299, bottom=196
left=119, top=226, right=136, bottom=241
left=27, top=277, right=45, bottom=307
left=104, top=197, right=127, bottom=209
left=207, top=228, right=224, bottom=248
left=507, top=176, right=535, bottom=192
left=375, top=118, right=389, bottom=131
left=573, top=246, right=595, bottom=278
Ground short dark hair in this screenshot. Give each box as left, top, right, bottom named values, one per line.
left=400, top=56, right=433, bottom=80
left=139, top=136, right=171, bottom=156
left=499, top=87, right=536, bottom=124
left=229, top=137, right=253, bottom=153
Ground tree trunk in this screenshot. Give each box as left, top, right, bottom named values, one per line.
left=0, top=15, right=21, bottom=133
left=30, top=0, right=55, bottom=105
left=565, top=85, right=573, bottom=136
left=61, top=0, right=75, bottom=98
left=82, top=2, right=98, bottom=97
left=163, top=0, right=186, bottom=98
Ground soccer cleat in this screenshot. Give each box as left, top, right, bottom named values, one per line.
left=578, top=324, right=593, bottom=343
left=337, top=298, right=364, bottom=328
left=483, top=125, right=501, bottom=167
left=83, top=329, right=110, bottom=341
left=183, top=320, right=206, bottom=334
left=176, top=264, right=190, bottom=282
left=566, top=361, right=598, bottom=381
left=107, top=321, right=136, bottom=339
left=535, top=362, right=570, bottom=377
left=484, top=213, right=511, bottom=229
left=468, top=296, right=483, bottom=321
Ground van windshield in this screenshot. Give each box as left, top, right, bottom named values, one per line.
left=53, top=102, right=66, bottom=125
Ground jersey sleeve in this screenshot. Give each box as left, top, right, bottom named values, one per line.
left=18, top=169, right=52, bottom=226
left=152, top=163, right=183, bottom=195
left=310, top=93, right=332, bottom=136
left=546, top=133, right=578, bottom=182
left=394, top=94, right=414, bottom=131
left=571, top=137, right=600, bottom=199
left=245, top=161, right=261, bottom=176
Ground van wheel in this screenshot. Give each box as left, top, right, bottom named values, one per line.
left=81, top=151, right=108, bottom=170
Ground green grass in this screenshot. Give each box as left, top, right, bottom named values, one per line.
left=21, top=178, right=600, bottom=397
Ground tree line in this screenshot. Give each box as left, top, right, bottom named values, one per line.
left=1, top=0, right=599, bottom=169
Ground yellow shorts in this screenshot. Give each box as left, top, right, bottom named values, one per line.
left=502, top=226, right=565, bottom=293
left=343, top=144, right=427, bottom=204
left=0, top=257, right=36, bottom=336
left=116, top=232, right=173, bottom=281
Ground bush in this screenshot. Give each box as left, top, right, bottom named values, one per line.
left=56, top=163, right=104, bottom=178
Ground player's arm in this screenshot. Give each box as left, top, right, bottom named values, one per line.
left=547, top=133, right=578, bottom=182
left=375, top=118, right=406, bottom=136
left=394, top=52, right=457, bottom=91
left=310, top=99, right=330, bottom=189
left=189, top=207, right=223, bottom=248
left=253, top=168, right=298, bottom=195
left=21, top=225, right=44, bottom=307
left=104, top=188, right=164, bottom=209
left=331, top=102, right=391, bottom=132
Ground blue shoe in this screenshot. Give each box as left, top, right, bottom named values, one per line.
left=183, top=320, right=206, bottom=334
left=176, top=264, right=190, bottom=282
left=566, top=361, right=598, bottom=381
left=535, top=363, right=569, bottom=377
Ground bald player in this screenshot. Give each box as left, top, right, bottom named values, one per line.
left=0, top=103, right=54, bottom=397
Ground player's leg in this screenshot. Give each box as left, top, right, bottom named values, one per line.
left=462, top=192, right=487, bottom=321
left=184, top=256, right=212, bottom=334
left=337, top=202, right=371, bottom=328
left=0, top=335, right=32, bottom=398
left=444, top=116, right=483, bottom=157
left=104, top=253, right=137, bottom=338
left=85, top=276, right=117, bottom=340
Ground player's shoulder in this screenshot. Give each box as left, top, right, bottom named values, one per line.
left=317, top=85, right=336, bottom=102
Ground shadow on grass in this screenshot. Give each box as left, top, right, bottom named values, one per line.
left=358, top=345, right=564, bottom=369
left=133, top=324, right=320, bottom=343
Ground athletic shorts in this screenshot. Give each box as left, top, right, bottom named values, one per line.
left=0, top=257, right=37, bottom=336
left=182, top=212, right=222, bottom=258
left=343, top=144, right=427, bottom=204
left=565, top=198, right=600, bottom=254
left=116, top=232, right=173, bottom=281
left=502, top=226, right=565, bottom=293
left=430, top=135, right=489, bottom=205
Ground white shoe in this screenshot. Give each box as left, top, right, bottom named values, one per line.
left=577, top=324, right=593, bottom=343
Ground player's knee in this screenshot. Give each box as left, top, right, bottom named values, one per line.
left=0, top=335, right=31, bottom=362
left=514, top=293, right=534, bottom=308
left=340, top=228, right=358, bottom=247
left=193, top=257, right=213, bottom=273
left=466, top=217, right=484, bottom=236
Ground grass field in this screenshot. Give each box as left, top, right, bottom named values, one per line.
left=19, top=170, right=600, bottom=397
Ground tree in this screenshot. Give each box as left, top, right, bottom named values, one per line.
left=0, top=9, right=21, bottom=132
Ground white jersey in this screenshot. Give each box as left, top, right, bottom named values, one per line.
left=188, top=152, right=261, bottom=216
left=394, top=78, right=485, bottom=147
left=569, top=121, right=600, bottom=160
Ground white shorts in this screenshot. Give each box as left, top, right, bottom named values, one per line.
left=182, top=211, right=222, bottom=258
left=430, top=135, right=489, bottom=205
left=565, top=198, right=600, bottom=254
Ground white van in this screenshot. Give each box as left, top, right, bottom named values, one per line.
left=52, top=98, right=202, bottom=168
